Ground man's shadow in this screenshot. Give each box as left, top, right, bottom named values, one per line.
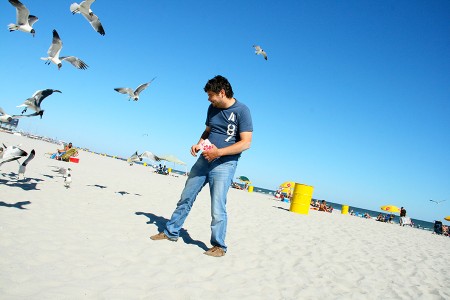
left=135, top=211, right=209, bottom=251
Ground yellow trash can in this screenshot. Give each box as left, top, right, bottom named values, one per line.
left=143, top=162, right=147, bottom=166
left=248, top=186, right=254, bottom=192
left=168, top=168, right=172, bottom=173
left=289, top=183, right=314, bottom=215
left=341, top=205, right=349, bottom=214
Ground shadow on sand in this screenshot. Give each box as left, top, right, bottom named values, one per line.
left=0, top=173, right=42, bottom=191
left=0, top=201, right=31, bottom=209
left=135, top=211, right=209, bottom=251
left=87, top=184, right=108, bottom=189
left=273, top=206, right=290, bottom=212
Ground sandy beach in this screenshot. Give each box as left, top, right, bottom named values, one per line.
left=1, top=131, right=449, bottom=299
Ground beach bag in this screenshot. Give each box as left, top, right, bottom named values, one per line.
left=61, top=148, right=78, bottom=162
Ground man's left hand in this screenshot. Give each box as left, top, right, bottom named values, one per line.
left=202, top=144, right=220, bottom=162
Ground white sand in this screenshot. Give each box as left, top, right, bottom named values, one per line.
left=1, top=131, right=449, bottom=299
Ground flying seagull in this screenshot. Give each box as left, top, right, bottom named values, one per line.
left=253, top=45, right=268, bottom=60
left=114, top=77, right=156, bottom=101
left=0, top=143, right=28, bottom=167
left=16, top=89, right=62, bottom=119
left=70, top=0, right=105, bottom=36
left=127, top=151, right=140, bottom=165
left=127, top=150, right=160, bottom=165
left=8, top=0, right=38, bottom=37
left=430, top=199, right=447, bottom=204
left=0, top=107, right=21, bottom=123
left=18, top=149, right=35, bottom=179
left=41, top=29, right=89, bottom=70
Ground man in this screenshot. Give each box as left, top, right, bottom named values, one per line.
left=400, top=207, right=406, bottom=217
left=150, top=75, right=253, bottom=257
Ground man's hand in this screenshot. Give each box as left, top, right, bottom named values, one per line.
left=202, top=144, right=220, bottom=162
left=190, top=144, right=201, bottom=157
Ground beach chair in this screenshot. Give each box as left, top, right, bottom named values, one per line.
left=400, top=217, right=412, bottom=227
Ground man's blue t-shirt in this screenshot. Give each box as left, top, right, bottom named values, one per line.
left=205, top=99, right=253, bottom=162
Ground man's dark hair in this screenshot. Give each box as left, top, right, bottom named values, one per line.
left=204, top=75, right=234, bottom=98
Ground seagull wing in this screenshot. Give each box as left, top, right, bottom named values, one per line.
left=21, top=149, right=35, bottom=167
left=9, top=0, right=30, bottom=25
left=12, top=111, right=41, bottom=118
left=82, top=12, right=105, bottom=35
left=80, top=0, right=95, bottom=11
left=127, top=151, right=140, bottom=163
left=28, top=15, right=38, bottom=26
left=0, top=145, right=27, bottom=165
left=48, top=30, right=63, bottom=58
left=60, top=56, right=89, bottom=69
left=134, top=83, right=150, bottom=95
left=35, top=89, right=62, bottom=106
left=140, top=151, right=161, bottom=161
left=0, top=156, right=22, bottom=167
left=262, top=51, right=268, bottom=60
left=114, top=87, right=134, bottom=96
left=253, top=45, right=262, bottom=51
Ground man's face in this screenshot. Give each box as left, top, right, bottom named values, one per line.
left=207, top=90, right=225, bottom=108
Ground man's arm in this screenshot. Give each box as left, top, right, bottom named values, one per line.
left=190, top=126, right=211, bottom=156
left=202, top=131, right=252, bottom=162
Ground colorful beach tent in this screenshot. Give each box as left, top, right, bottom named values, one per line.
left=279, top=181, right=295, bottom=195
left=380, top=205, right=400, bottom=213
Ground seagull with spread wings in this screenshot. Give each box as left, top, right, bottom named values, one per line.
left=430, top=199, right=447, bottom=204
left=253, top=45, right=268, bottom=60
left=41, top=29, right=89, bottom=70
left=114, top=78, right=156, bottom=101
left=16, top=89, right=62, bottom=119
left=127, top=150, right=160, bottom=165
left=70, top=0, right=105, bottom=36
left=7, top=0, right=38, bottom=37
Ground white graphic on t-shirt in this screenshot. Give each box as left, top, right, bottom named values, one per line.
left=225, top=124, right=236, bottom=142
left=225, top=112, right=236, bottom=142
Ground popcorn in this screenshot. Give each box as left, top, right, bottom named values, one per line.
left=200, top=139, right=213, bottom=151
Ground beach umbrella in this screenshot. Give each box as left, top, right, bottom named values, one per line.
left=237, top=176, right=251, bottom=183
left=380, top=205, right=400, bottom=213
left=158, top=154, right=187, bottom=173
left=158, top=154, right=186, bottom=166
left=279, top=181, right=295, bottom=194
left=444, top=216, right=450, bottom=221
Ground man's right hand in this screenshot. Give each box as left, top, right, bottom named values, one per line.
left=190, top=144, right=201, bottom=157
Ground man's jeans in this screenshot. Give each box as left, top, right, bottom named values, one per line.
left=164, top=156, right=237, bottom=251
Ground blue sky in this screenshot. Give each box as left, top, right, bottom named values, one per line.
left=1, top=0, right=449, bottom=222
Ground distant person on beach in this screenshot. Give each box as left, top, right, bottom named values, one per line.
left=150, top=75, right=253, bottom=257
left=400, top=207, right=406, bottom=217
left=318, top=200, right=328, bottom=212
left=50, top=142, right=72, bottom=160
